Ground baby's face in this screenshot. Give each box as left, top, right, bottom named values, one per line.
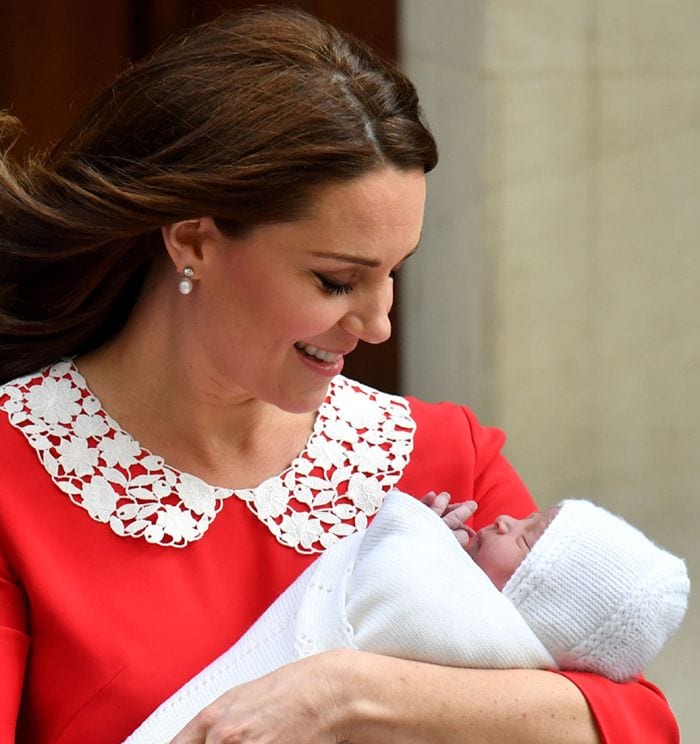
left=466, top=508, right=558, bottom=590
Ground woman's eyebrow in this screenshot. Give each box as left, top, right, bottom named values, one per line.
left=309, top=241, right=421, bottom=268
left=309, top=251, right=381, bottom=267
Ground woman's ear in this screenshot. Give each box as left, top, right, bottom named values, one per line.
left=161, top=217, right=219, bottom=273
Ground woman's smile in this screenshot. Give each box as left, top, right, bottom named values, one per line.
left=177, top=167, right=426, bottom=413
left=294, top=341, right=345, bottom=378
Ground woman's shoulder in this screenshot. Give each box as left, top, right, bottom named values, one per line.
left=0, top=360, right=78, bottom=432
left=405, top=393, right=475, bottom=427
left=0, top=361, right=78, bottom=480
left=0, top=363, right=52, bottom=431
left=334, top=375, right=475, bottom=425
left=339, top=374, right=505, bottom=457
left=334, top=375, right=504, bottom=450
left=343, top=379, right=525, bottom=511
left=0, top=359, right=68, bottom=392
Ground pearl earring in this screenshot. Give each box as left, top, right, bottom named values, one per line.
left=178, top=267, right=195, bottom=295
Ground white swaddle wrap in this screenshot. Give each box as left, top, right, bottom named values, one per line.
left=126, top=491, right=555, bottom=743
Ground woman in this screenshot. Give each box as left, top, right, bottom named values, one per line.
left=0, top=8, right=678, bottom=743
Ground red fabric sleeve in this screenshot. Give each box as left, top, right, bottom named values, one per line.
left=401, top=398, right=680, bottom=744
left=399, top=399, right=537, bottom=527
left=559, top=672, right=680, bottom=744
left=0, top=550, right=30, bottom=744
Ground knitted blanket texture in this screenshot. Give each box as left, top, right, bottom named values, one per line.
left=125, top=491, right=555, bottom=743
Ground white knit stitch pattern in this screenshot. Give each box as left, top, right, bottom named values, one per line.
left=0, top=361, right=416, bottom=552
left=503, top=499, right=689, bottom=682
left=125, top=491, right=555, bottom=744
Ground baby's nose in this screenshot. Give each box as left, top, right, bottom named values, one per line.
left=494, top=515, right=515, bottom=533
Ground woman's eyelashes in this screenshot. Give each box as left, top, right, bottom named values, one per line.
left=315, top=274, right=354, bottom=295
left=315, top=268, right=399, bottom=296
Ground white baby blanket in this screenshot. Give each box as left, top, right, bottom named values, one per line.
left=125, top=491, right=555, bottom=743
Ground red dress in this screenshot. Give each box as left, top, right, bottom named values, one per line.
left=0, top=364, right=678, bottom=743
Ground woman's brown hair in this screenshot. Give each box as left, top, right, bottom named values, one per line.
left=0, top=6, right=437, bottom=383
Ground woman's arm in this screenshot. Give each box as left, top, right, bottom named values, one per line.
left=344, top=651, right=599, bottom=744
left=172, top=401, right=679, bottom=743
left=401, top=400, right=680, bottom=743
left=171, top=649, right=599, bottom=744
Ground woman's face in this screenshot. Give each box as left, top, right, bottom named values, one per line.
left=187, top=167, right=426, bottom=412
left=466, top=509, right=558, bottom=590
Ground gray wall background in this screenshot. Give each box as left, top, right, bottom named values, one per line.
left=400, top=1, right=699, bottom=738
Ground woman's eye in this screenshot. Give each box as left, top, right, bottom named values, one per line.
left=316, top=274, right=353, bottom=296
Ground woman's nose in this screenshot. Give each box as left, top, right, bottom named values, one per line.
left=340, top=283, right=393, bottom=344
left=360, top=311, right=392, bottom=345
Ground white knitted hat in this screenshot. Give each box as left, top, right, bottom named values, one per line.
left=502, top=500, right=690, bottom=682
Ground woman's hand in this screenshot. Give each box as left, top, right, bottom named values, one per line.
left=169, top=650, right=354, bottom=743
left=172, top=647, right=600, bottom=744
left=421, top=491, right=477, bottom=548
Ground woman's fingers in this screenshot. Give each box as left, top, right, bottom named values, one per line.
left=169, top=653, right=349, bottom=743
left=421, top=493, right=478, bottom=547
left=422, top=493, right=477, bottom=530
left=440, top=500, right=477, bottom=529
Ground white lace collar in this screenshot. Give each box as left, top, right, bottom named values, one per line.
left=0, top=360, right=415, bottom=553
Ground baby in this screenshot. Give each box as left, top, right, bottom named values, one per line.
left=424, top=491, right=690, bottom=681
left=127, top=491, right=690, bottom=742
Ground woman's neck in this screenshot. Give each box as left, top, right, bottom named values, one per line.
left=75, top=285, right=316, bottom=490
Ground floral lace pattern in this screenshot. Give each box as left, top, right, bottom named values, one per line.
left=0, top=361, right=416, bottom=552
